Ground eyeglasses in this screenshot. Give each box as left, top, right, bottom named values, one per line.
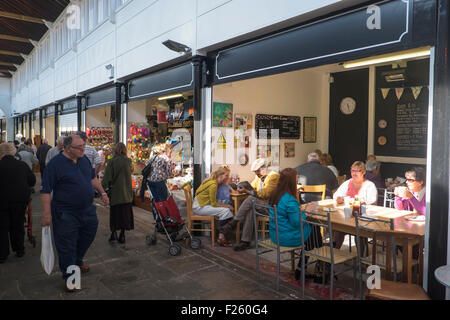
left=70, top=144, right=86, bottom=151
left=351, top=169, right=362, bottom=173
left=406, top=178, right=416, bottom=183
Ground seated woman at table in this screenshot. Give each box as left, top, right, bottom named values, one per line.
left=268, top=168, right=321, bottom=280
left=332, top=161, right=378, bottom=248
left=268, top=168, right=312, bottom=247
left=192, top=165, right=235, bottom=247
left=394, top=167, right=426, bottom=215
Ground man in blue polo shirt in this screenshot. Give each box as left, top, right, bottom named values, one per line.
left=40, top=133, right=109, bottom=292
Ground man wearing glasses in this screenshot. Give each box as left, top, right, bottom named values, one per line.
left=40, top=133, right=109, bottom=292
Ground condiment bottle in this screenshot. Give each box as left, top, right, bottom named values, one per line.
left=352, top=196, right=361, bottom=217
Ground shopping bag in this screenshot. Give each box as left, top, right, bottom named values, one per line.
left=40, top=226, right=54, bottom=275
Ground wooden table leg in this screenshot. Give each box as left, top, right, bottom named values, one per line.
left=402, top=241, right=413, bottom=283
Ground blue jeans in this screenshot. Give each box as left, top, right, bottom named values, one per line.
left=147, top=180, right=168, bottom=222
left=147, top=180, right=169, bottom=202
left=51, top=205, right=98, bottom=280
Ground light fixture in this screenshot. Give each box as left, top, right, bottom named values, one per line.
left=162, top=40, right=191, bottom=53
left=343, top=47, right=430, bottom=69
left=158, top=93, right=183, bottom=101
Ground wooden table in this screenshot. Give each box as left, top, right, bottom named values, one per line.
left=304, top=199, right=426, bottom=284
left=230, top=192, right=249, bottom=243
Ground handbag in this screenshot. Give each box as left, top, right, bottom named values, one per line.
left=40, top=226, right=54, bottom=275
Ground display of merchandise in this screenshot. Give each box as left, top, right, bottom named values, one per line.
left=127, top=123, right=152, bottom=169
left=60, top=130, right=78, bottom=137
left=86, top=126, right=114, bottom=150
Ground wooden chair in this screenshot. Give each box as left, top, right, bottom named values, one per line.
left=337, top=174, right=346, bottom=186
left=298, top=184, right=326, bottom=200
left=183, top=185, right=215, bottom=247
left=356, top=228, right=429, bottom=300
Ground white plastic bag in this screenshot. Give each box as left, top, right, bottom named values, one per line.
left=40, top=226, right=54, bottom=275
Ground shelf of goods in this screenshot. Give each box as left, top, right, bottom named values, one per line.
left=128, top=123, right=152, bottom=170
left=86, top=126, right=114, bottom=151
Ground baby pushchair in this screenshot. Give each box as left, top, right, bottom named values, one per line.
left=145, top=188, right=201, bottom=256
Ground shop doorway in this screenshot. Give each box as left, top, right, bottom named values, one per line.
left=329, top=68, right=369, bottom=177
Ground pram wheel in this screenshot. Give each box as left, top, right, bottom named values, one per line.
left=146, top=235, right=157, bottom=246
left=169, top=244, right=181, bottom=256
left=189, top=238, right=201, bottom=250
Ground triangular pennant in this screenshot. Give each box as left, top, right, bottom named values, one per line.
left=381, top=88, right=390, bottom=100
left=411, top=86, right=422, bottom=100
left=395, top=88, right=404, bottom=100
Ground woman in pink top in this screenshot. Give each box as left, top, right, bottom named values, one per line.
left=394, top=167, right=426, bottom=215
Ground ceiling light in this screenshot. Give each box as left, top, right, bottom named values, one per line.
left=343, top=47, right=430, bottom=69
left=158, top=93, right=183, bottom=101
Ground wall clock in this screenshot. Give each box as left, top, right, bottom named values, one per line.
left=340, top=97, right=356, bottom=115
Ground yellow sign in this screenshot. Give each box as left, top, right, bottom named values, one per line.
left=217, top=133, right=226, bottom=150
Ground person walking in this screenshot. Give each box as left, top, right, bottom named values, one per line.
left=17, top=144, right=39, bottom=170
left=45, top=136, right=64, bottom=165
left=101, top=142, right=134, bottom=244
left=0, top=143, right=36, bottom=263
left=40, top=133, right=109, bottom=292
left=36, top=138, right=52, bottom=177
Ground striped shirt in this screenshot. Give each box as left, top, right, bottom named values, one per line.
left=84, top=145, right=102, bottom=168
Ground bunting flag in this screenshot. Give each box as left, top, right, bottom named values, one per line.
left=395, top=88, right=404, bottom=100
left=381, top=88, right=390, bottom=100
left=411, top=86, right=423, bottom=100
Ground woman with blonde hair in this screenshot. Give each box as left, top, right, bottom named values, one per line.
left=332, top=161, right=377, bottom=248
left=193, top=165, right=235, bottom=247
left=101, top=142, right=134, bottom=244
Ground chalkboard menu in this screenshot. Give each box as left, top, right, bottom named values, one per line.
left=255, top=114, right=300, bottom=139
left=374, top=59, right=429, bottom=158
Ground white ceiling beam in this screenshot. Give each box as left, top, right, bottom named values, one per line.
left=0, top=10, right=46, bottom=24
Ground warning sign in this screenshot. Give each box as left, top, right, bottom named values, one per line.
left=217, top=133, right=226, bottom=150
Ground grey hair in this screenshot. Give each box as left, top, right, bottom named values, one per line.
left=18, top=144, right=27, bottom=152
left=0, top=142, right=17, bottom=157
left=56, top=136, right=65, bottom=146
left=365, top=159, right=380, bottom=172
left=307, top=152, right=320, bottom=162
left=63, top=136, right=73, bottom=149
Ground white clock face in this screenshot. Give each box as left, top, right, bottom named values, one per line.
left=340, top=97, right=356, bottom=115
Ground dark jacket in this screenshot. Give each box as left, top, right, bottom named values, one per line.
left=295, top=160, right=338, bottom=203
left=36, top=143, right=52, bottom=166
left=364, top=171, right=385, bottom=190
left=101, top=155, right=133, bottom=206
left=0, top=155, right=36, bottom=208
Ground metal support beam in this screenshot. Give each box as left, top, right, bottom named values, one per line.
left=0, top=34, right=30, bottom=43
left=28, top=112, right=32, bottom=139
left=0, top=10, right=46, bottom=24
left=39, top=109, right=43, bottom=141
left=54, top=104, right=59, bottom=146
left=427, top=0, right=450, bottom=300
left=76, top=95, right=83, bottom=132
left=114, top=82, right=123, bottom=144
left=192, top=56, right=204, bottom=194
left=0, top=50, right=22, bottom=57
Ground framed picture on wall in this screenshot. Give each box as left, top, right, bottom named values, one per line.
left=213, top=102, right=233, bottom=127
left=284, top=142, right=295, bottom=158
left=303, top=117, right=317, bottom=143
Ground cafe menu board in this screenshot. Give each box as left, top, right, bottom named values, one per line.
left=374, top=59, right=429, bottom=158
left=255, top=114, right=300, bottom=139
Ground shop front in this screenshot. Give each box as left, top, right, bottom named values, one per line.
left=58, top=97, right=79, bottom=138
left=43, top=105, right=56, bottom=147
left=83, top=86, right=117, bottom=155
left=205, top=0, right=446, bottom=298
left=124, top=62, right=196, bottom=210
left=0, top=118, right=6, bottom=142
left=31, top=110, right=41, bottom=147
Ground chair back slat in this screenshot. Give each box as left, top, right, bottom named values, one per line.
left=383, top=189, right=395, bottom=208
left=301, top=210, right=333, bottom=261
left=299, top=184, right=326, bottom=201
